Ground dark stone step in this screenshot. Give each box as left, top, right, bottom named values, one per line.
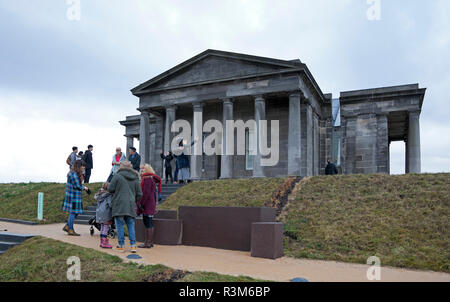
left=74, top=219, right=89, bottom=225
left=0, top=233, right=34, bottom=253
left=161, top=191, right=179, bottom=195
left=161, top=185, right=185, bottom=189
left=77, top=214, right=94, bottom=221
left=163, top=191, right=177, bottom=194
left=0, top=241, right=20, bottom=251
left=0, top=233, right=35, bottom=243
left=161, top=187, right=185, bottom=190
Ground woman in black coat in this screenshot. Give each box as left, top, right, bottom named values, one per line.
left=160, top=151, right=174, bottom=184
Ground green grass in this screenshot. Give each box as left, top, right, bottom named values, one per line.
left=179, top=272, right=265, bottom=282
left=0, top=237, right=265, bottom=282
left=160, top=177, right=287, bottom=210
left=2, top=174, right=449, bottom=273
left=0, top=182, right=102, bottom=224
left=281, top=173, right=450, bottom=273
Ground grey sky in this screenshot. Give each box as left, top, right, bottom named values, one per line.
left=0, top=0, right=449, bottom=182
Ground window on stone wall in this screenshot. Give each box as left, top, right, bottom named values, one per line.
left=332, top=98, right=342, bottom=166
left=245, top=129, right=255, bottom=171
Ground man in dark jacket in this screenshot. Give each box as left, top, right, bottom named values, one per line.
left=128, top=147, right=141, bottom=172
left=160, top=151, right=174, bottom=184
left=83, top=145, right=93, bottom=183
left=325, top=160, right=339, bottom=175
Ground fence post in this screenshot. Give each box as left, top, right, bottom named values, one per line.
left=37, top=192, right=44, bottom=221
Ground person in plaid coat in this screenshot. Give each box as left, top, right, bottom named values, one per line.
left=62, top=160, right=89, bottom=236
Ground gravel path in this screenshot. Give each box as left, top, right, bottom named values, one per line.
left=1, top=221, right=449, bottom=282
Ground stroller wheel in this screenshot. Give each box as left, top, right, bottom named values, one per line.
left=108, top=230, right=115, bottom=239
left=90, top=226, right=94, bottom=236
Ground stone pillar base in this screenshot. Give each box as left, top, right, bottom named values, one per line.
left=251, top=222, right=284, bottom=259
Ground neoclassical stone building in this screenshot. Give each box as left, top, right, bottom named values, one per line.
left=120, top=50, right=425, bottom=179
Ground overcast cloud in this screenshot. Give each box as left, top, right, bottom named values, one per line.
left=0, top=0, right=449, bottom=183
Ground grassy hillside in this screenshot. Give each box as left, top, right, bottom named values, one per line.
left=160, top=177, right=291, bottom=210
left=0, top=237, right=264, bottom=282
left=1, top=174, right=448, bottom=273
left=160, top=173, right=449, bottom=272
left=0, top=182, right=102, bottom=224
left=281, top=173, right=450, bottom=273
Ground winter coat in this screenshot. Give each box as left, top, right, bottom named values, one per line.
left=175, top=153, right=190, bottom=169
left=137, top=176, right=157, bottom=216
left=94, top=190, right=113, bottom=223
left=325, top=163, right=339, bottom=175
left=160, top=153, right=174, bottom=168
left=83, top=150, right=93, bottom=169
left=128, top=152, right=141, bottom=171
left=108, top=165, right=142, bottom=218
left=110, top=153, right=127, bottom=175
left=62, top=171, right=84, bottom=214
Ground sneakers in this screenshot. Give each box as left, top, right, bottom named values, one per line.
left=115, top=245, right=137, bottom=253
left=68, top=229, right=80, bottom=236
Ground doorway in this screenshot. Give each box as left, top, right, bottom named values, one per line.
left=389, top=141, right=406, bottom=175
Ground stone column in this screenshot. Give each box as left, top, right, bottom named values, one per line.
left=305, top=99, right=313, bottom=176
left=253, top=95, right=266, bottom=178
left=220, top=98, right=234, bottom=179
left=152, top=115, right=165, bottom=177
left=376, top=114, right=389, bottom=174
left=139, top=111, right=150, bottom=165
left=164, top=106, right=177, bottom=153
left=406, top=110, right=421, bottom=173
left=288, top=93, right=301, bottom=176
left=313, top=113, right=320, bottom=176
left=126, top=136, right=134, bottom=158
left=190, top=102, right=204, bottom=180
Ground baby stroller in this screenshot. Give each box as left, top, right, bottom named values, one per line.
left=88, top=216, right=116, bottom=239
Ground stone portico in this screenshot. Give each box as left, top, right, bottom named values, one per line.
left=120, top=50, right=425, bottom=179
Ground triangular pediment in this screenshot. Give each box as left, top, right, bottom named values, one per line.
left=132, top=50, right=303, bottom=94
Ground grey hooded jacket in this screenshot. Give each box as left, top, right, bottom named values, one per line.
left=94, top=190, right=113, bottom=223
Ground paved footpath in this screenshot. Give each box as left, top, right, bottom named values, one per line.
left=1, top=221, right=449, bottom=282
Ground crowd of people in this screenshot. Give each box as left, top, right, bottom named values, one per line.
left=61, top=142, right=338, bottom=253
left=61, top=145, right=164, bottom=253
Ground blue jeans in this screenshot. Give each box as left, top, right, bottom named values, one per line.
left=114, top=216, right=136, bottom=247
left=67, top=213, right=78, bottom=230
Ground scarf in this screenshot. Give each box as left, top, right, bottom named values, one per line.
left=140, top=173, right=162, bottom=194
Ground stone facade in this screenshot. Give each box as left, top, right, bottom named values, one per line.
left=120, top=50, right=426, bottom=178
